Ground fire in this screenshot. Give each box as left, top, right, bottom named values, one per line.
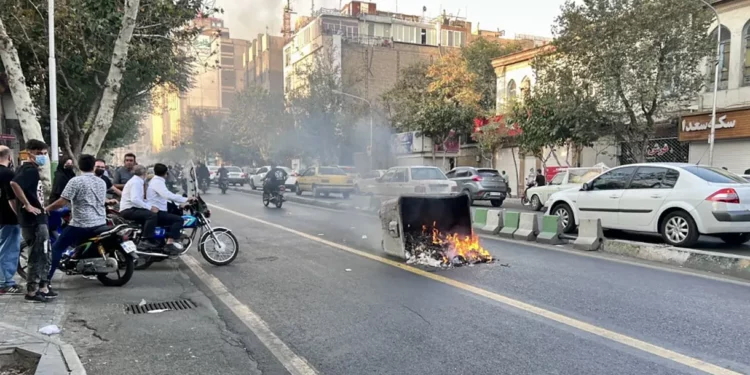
left=421, top=222, right=493, bottom=264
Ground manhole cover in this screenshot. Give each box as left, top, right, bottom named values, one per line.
left=125, top=299, right=197, bottom=315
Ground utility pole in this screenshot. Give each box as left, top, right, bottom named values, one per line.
left=699, top=0, right=721, bottom=166
left=48, top=0, right=58, bottom=169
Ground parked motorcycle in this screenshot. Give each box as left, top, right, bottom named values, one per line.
left=263, top=185, right=285, bottom=208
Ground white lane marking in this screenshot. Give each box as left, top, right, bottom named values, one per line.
left=182, top=255, right=319, bottom=375
left=208, top=202, right=743, bottom=375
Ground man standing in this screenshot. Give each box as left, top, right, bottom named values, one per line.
left=46, top=155, right=116, bottom=287
left=113, top=153, right=136, bottom=190
left=95, top=159, right=121, bottom=197
left=535, top=168, right=546, bottom=187
left=120, top=165, right=159, bottom=249
left=10, top=140, right=52, bottom=302
left=147, top=164, right=193, bottom=255
left=0, top=146, right=21, bottom=294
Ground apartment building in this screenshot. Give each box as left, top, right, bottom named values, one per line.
left=248, top=34, right=285, bottom=96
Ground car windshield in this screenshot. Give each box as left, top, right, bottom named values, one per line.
left=683, top=166, right=749, bottom=184
left=208, top=166, right=219, bottom=171
left=339, top=167, right=357, bottom=173
left=569, top=168, right=602, bottom=183
left=477, top=169, right=500, bottom=177
left=410, top=167, right=447, bottom=181
left=227, top=167, right=242, bottom=172
left=320, top=167, right=346, bottom=175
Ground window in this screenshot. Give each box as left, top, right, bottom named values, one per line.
left=744, top=20, right=750, bottom=85
left=507, top=79, right=517, bottom=101
left=629, top=167, right=669, bottom=189
left=319, top=167, right=346, bottom=175
left=382, top=169, right=396, bottom=182
left=445, top=170, right=456, bottom=178
left=394, top=168, right=408, bottom=182
left=520, top=77, right=531, bottom=99
left=302, top=168, right=314, bottom=176
left=410, top=167, right=447, bottom=181
left=591, top=167, right=636, bottom=190
left=258, top=167, right=269, bottom=174
left=683, top=166, right=748, bottom=184
left=455, top=170, right=471, bottom=178
left=549, top=173, right=565, bottom=186
left=477, top=169, right=500, bottom=177
left=708, top=25, right=731, bottom=89
left=662, top=169, right=680, bottom=188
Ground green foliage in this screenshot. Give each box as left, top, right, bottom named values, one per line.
left=461, top=38, right=523, bottom=112
left=550, top=0, right=713, bottom=159
left=225, top=85, right=291, bottom=163
left=472, top=119, right=510, bottom=167
left=0, top=0, right=220, bottom=157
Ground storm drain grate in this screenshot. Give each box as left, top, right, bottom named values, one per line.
left=125, top=299, right=197, bottom=315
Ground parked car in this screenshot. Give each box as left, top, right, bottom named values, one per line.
left=446, top=167, right=507, bottom=207
left=545, top=163, right=750, bottom=247
left=249, top=166, right=297, bottom=190
left=370, top=166, right=458, bottom=197
left=280, top=167, right=299, bottom=191
left=525, top=167, right=607, bottom=211
left=208, top=166, right=219, bottom=183
left=336, top=166, right=359, bottom=179
left=355, top=170, right=387, bottom=195
left=296, top=166, right=354, bottom=198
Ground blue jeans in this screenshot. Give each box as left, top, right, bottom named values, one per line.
left=49, top=226, right=100, bottom=281
left=0, top=225, right=21, bottom=288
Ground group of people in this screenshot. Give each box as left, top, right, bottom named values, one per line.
left=0, top=141, right=195, bottom=303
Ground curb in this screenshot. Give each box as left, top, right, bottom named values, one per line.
left=0, top=322, right=86, bottom=375
left=601, top=239, right=750, bottom=281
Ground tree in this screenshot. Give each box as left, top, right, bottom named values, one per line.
left=507, top=54, right=607, bottom=167
left=472, top=116, right=514, bottom=168
left=551, top=0, right=713, bottom=161
left=225, top=85, right=291, bottom=163
left=186, top=108, right=227, bottom=161
left=461, top=38, right=523, bottom=112
left=0, top=0, right=221, bottom=160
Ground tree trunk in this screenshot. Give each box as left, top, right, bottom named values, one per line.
left=511, top=147, right=519, bottom=198
left=81, top=0, right=141, bottom=156
left=0, top=18, right=51, bottom=192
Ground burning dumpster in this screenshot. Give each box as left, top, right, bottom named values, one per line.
left=380, top=195, right=493, bottom=267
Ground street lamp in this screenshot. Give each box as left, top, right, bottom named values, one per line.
left=48, top=0, right=59, bottom=169
left=331, top=89, right=373, bottom=170
left=699, top=0, right=721, bottom=166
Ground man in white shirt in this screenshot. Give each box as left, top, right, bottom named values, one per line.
left=119, top=165, right=160, bottom=250
left=147, top=163, right=193, bottom=255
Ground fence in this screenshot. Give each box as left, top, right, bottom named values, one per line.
left=619, top=137, right=688, bottom=165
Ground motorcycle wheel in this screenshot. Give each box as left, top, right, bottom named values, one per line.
left=199, top=228, right=239, bottom=266
left=275, top=199, right=283, bottom=208
left=97, top=247, right=135, bottom=287
left=263, top=194, right=270, bottom=207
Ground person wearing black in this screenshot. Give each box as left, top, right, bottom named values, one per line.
left=217, top=163, right=229, bottom=186
left=0, top=146, right=21, bottom=295
left=196, top=162, right=210, bottom=187
left=535, top=168, right=546, bottom=187
left=263, top=164, right=288, bottom=196
left=49, top=158, right=75, bottom=202
left=10, top=139, right=53, bottom=303
left=95, top=159, right=121, bottom=197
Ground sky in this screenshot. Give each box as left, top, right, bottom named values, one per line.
left=213, top=0, right=566, bottom=41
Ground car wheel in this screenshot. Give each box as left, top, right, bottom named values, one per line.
left=462, top=190, right=473, bottom=206
left=660, top=210, right=699, bottom=247
left=718, top=233, right=750, bottom=245
left=490, top=199, right=503, bottom=207
left=240, top=183, right=244, bottom=187
left=313, top=185, right=320, bottom=197
left=552, top=203, right=575, bottom=233
left=250, top=180, right=256, bottom=190
left=530, top=195, right=542, bottom=211
left=295, top=183, right=302, bottom=196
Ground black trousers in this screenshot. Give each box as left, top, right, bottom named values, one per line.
left=120, top=208, right=157, bottom=240
left=156, top=211, right=183, bottom=240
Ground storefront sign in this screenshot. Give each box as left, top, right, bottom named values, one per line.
left=679, top=108, right=750, bottom=142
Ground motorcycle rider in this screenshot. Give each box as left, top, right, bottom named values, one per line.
left=263, top=163, right=288, bottom=197
left=196, top=161, right=210, bottom=189
left=46, top=154, right=119, bottom=296
left=217, top=163, right=229, bottom=188
left=119, top=165, right=160, bottom=250
left=147, top=163, right=195, bottom=255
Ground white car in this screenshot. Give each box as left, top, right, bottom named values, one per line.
left=545, top=163, right=750, bottom=247
left=355, top=170, right=386, bottom=195
left=370, top=166, right=458, bottom=197
left=526, top=167, right=606, bottom=211
left=249, top=166, right=298, bottom=191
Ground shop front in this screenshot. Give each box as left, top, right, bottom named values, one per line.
left=681, top=107, right=750, bottom=174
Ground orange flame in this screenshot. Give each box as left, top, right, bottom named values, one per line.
left=423, top=223, right=492, bottom=264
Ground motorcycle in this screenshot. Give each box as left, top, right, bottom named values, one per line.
left=218, top=177, right=228, bottom=194
left=263, top=184, right=285, bottom=208
left=521, top=181, right=537, bottom=205
left=116, top=170, right=239, bottom=270
left=198, top=178, right=209, bottom=194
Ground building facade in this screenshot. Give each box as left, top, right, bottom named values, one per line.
left=683, top=0, right=750, bottom=173
left=248, top=34, right=285, bottom=96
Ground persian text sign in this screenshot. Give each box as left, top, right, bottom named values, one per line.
left=679, top=109, right=750, bottom=142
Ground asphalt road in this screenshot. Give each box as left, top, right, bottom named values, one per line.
left=168, top=190, right=750, bottom=375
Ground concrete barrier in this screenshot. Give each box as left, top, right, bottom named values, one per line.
left=473, top=208, right=489, bottom=231
left=537, top=215, right=564, bottom=245
left=498, top=211, right=520, bottom=238
left=573, top=219, right=604, bottom=251
left=513, top=212, right=539, bottom=241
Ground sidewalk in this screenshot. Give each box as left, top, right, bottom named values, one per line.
left=0, top=274, right=86, bottom=375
